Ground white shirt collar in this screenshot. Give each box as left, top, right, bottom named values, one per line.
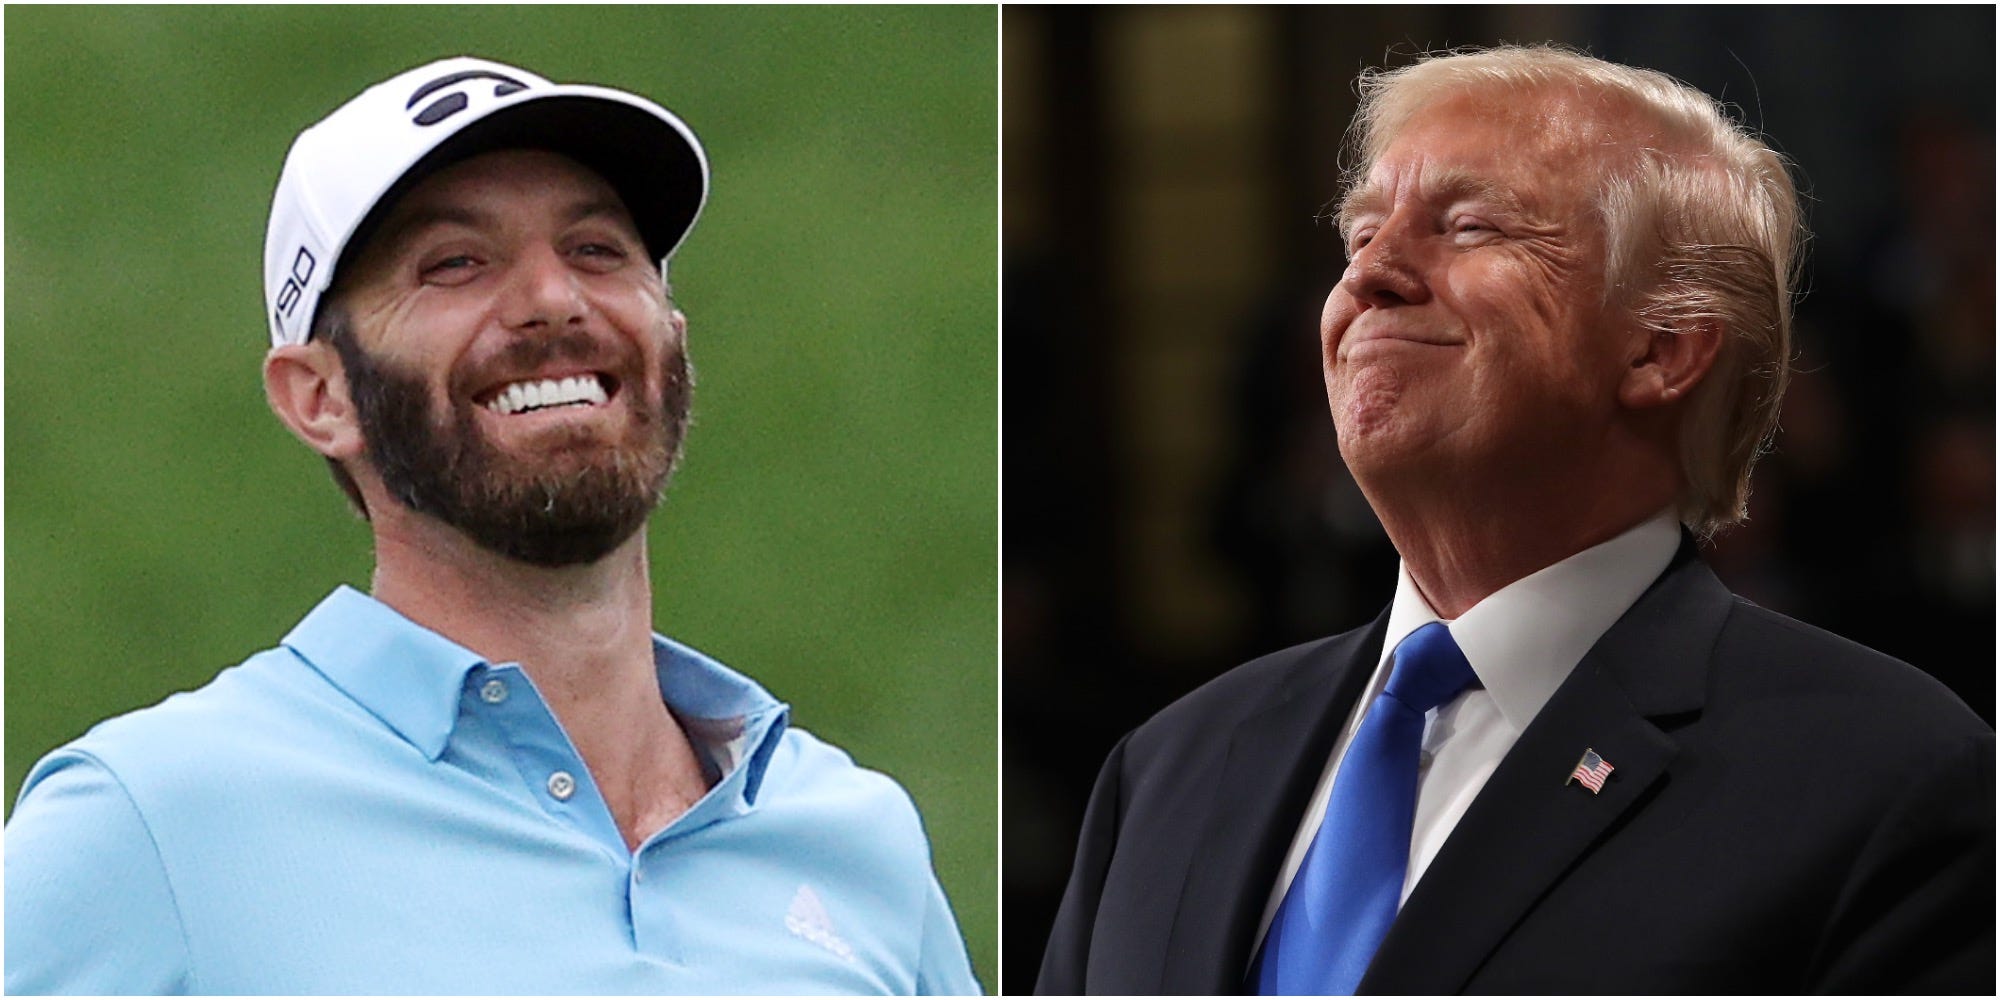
left=1379, top=509, right=1682, bottom=732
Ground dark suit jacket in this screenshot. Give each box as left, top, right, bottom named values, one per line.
left=1037, top=543, right=1994, bottom=994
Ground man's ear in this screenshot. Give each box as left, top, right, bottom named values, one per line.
left=1619, top=318, right=1722, bottom=409
left=264, top=342, right=366, bottom=461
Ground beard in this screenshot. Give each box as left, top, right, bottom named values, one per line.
left=333, top=326, right=692, bottom=568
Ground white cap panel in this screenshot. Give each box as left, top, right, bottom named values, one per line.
left=262, top=56, right=707, bottom=348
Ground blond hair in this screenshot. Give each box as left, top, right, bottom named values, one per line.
left=1345, top=45, right=1804, bottom=536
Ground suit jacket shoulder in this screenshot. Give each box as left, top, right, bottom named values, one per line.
left=1038, top=615, right=1388, bottom=994
left=1126, top=626, right=1378, bottom=764
left=1714, top=596, right=1986, bottom=742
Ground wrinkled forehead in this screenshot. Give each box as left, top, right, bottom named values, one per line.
left=1370, top=80, right=1665, bottom=165
left=377, top=149, right=635, bottom=242
left=1340, top=86, right=1652, bottom=231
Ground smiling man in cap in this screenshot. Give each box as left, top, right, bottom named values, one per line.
left=5, top=57, right=979, bottom=995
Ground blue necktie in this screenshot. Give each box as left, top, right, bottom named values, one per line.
left=1253, top=621, right=1477, bottom=995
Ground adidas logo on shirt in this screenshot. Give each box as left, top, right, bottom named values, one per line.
left=784, top=884, right=855, bottom=962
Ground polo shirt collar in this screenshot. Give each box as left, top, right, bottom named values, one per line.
left=1380, top=509, right=1680, bottom=732
left=283, top=586, right=790, bottom=805
left=283, top=585, right=485, bottom=761
left=653, top=636, right=790, bottom=808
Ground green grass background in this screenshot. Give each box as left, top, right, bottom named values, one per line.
left=4, top=5, right=997, bottom=984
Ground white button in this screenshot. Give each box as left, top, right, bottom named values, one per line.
left=547, top=770, right=576, bottom=801
left=479, top=679, right=509, bottom=704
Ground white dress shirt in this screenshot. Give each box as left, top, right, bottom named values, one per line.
left=1250, top=509, right=1682, bottom=954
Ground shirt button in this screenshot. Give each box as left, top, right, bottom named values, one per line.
left=479, top=679, right=509, bottom=704
left=547, top=770, right=576, bottom=801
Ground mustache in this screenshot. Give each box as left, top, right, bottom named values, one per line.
left=450, top=329, right=630, bottom=398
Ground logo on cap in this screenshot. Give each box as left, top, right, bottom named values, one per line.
left=405, top=69, right=529, bottom=127
left=273, top=246, right=317, bottom=327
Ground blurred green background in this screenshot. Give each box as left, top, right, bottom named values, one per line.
left=5, top=5, right=996, bottom=985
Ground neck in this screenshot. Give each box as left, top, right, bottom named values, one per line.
left=368, top=508, right=707, bottom=851
left=369, top=512, right=658, bottom=681
left=1363, top=454, right=1676, bottom=619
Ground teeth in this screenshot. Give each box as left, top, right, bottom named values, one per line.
left=484, top=374, right=608, bottom=416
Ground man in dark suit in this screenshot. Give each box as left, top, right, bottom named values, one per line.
left=1037, top=45, right=1993, bottom=995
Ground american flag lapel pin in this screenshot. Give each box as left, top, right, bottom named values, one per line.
left=1567, top=747, right=1614, bottom=794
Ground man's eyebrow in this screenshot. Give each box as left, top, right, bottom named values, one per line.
left=379, top=196, right=636, bottom=248
left=1423, top=167, right=1531, bottom=216
left=1336, top=166, right=1534, bottom=237
left=376, top=202, right=498, bottom=256
left=560, top=196, right=637, bottom=228
left=1335, top=183, right=1385, bottom=238
left=382, top=204, right=492, bottom=245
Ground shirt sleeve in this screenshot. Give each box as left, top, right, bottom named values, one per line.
left=913, top=867, right=982, bottom=996
left=5, top=750, right=193, bottom=995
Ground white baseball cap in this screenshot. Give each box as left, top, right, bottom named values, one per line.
left=263, top=56, right=709, bottom=348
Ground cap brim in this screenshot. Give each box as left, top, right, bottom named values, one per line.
left=335, top=90, right=707, bottom=289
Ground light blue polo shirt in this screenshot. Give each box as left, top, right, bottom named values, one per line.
left=6, top=586, right=981, bottom=995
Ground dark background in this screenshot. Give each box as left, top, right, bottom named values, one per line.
left=5, top=6, right=996, bottom=984
left=1001, top=6, right=1994, bottom=990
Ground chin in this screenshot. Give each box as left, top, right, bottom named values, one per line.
left=1336, top=428, right=1423, bottom=484
left=1332, top=405, right=1458, bottom=490
left=1329, top=361, right=1414, bottom=444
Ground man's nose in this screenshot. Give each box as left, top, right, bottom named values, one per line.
left=501, top=247, right=587, bottom=331
left=1339, top=219, right=1429, bottom=308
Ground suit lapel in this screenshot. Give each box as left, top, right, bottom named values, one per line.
left=1161, top=611, right=1389, bottom=994
left=1361, top=542, right=1730, bottom=993
left=1361, top=658, right=1678, bottom=993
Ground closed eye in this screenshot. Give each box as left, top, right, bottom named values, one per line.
left=420, top=254, right=482, bottom=284
left=1451, top=217, right=1501, bottom=244
left=570, top=241, right=632, bottom=272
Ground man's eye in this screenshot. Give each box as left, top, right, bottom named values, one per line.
left=577, top=243, right=628, bottom=258
left=424, top=254, right=476, bottom=275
